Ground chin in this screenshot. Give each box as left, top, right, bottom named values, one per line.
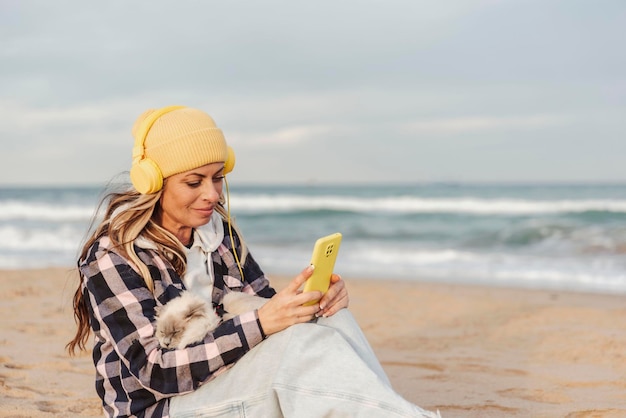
left=191, top=216, right=213, bottom=227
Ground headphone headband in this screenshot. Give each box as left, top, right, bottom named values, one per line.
left=132, top=105, right=186, bottom=162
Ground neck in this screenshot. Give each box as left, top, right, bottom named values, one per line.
left=153, top=208, right=192, bottom=246
left=176, top=229, right=193, bottom=246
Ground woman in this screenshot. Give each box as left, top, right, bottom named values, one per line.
left=68, top=105, right=440, bottom=417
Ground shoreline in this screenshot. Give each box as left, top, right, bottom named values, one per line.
left=1, top=268, right=625, bottom=417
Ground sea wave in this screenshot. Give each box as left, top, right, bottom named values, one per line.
left=3, top=195, right=626, bottom=222
left=254, top=244, right=626, bottom=293
left=0, top=225, right=82, bottom=251
left=230, top=195, right=626, bottom=215
left=0, top=200, right=95, bottom=221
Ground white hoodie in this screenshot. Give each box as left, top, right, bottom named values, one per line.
left=134, top=210, right=224, bottom=305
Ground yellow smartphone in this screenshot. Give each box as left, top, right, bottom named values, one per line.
left=302, top=232, right=342, bottom=306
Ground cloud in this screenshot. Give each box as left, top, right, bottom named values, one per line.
left=398, top=114, right=568, bottom=136
left=1, top=0, right=625, bottom=184
left=230, top=125, right=333, bottom=146
left=0, top=99, right=139, bottom=147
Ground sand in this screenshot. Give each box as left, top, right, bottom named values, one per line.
left=1, top=268, right=625, bottom=418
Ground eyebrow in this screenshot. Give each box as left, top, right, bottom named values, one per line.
left=182, top=166, right=225, bottom=179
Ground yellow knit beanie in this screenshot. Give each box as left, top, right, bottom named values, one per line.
left=130, top=106, right=229, bottom=194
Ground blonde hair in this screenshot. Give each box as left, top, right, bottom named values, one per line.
left=67, top=184, right=248, bottom=355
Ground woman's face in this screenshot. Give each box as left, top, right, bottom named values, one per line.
left=156, top=162, right=225, bottom=245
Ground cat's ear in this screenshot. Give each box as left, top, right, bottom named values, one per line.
left=185, top=300, right=207, bottom=320
left=154, top=305, right=163, bottom=317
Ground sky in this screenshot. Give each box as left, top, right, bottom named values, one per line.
left=1, top=0, right=625, bottom=186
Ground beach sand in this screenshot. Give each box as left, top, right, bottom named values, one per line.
left=1, top=268, right=625, bottom=417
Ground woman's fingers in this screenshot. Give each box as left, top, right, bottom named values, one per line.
left=318, top=274, right=343, bottom=308
left=286, top=265, right=315, bottom=292
left=297, top=303, right=322, bottom=320
left=257, top=266, right=323, bottom=336
left=318, top=293, right=349, bottom=318
left=317, top=274, right=349, bottom=317
left=258, top=268, right=348, bottom=336
left=294, top=289, right=323, bottom=307
left=286, top=265, right=325, bottom=306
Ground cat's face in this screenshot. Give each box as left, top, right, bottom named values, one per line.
left=155, top=295, right=208, bottom=349
left=155, top=313, right=186, bottom=349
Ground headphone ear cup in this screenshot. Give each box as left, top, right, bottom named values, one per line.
left=224, top=146, right=236, bottom=175
left=130, top=158, right=163, bottom=194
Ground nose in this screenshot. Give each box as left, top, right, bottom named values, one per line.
left=200, top=182, right=220, bottom=202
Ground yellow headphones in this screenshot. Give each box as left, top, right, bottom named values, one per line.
left=130, top=105, right=235, bottom=194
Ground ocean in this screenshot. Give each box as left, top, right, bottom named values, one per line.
left=1, top=182, right=626, bottom=294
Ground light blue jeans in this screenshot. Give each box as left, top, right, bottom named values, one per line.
left=169, top=310, right=440, bottom=417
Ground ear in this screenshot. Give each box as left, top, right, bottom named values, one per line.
left=185, top=300, right=207, bottom=320
left=154, top=305, right=163, bottom=317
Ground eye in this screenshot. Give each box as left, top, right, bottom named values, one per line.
left=212, top=175, right=225, bottom=183
left=186, top=182, right=201, bottom=188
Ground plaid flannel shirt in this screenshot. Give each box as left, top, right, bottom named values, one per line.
left=79, top=225, right=276, bottom=417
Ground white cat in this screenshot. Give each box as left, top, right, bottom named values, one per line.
left=155, top=291, right=268, bottom=349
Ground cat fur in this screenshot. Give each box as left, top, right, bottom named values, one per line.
left=155, top=291, right=268, bottom=349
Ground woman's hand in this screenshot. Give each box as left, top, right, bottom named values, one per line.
left=257, top=266, right=322, bottom=336
left=317, top=274, right=349, bottom=318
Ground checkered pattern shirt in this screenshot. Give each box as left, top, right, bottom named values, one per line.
left=79, top=227, right=276, bottom=417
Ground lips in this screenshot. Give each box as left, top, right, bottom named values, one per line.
left=194, top=207, right=214, bottom=216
